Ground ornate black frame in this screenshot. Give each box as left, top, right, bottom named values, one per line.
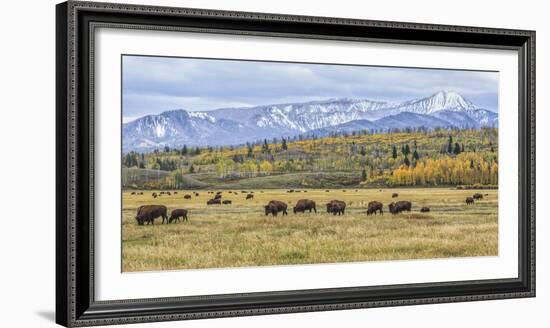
left=56, top=1, right=535, bottom=326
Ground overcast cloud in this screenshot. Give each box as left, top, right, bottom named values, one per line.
left=122, top=55, right=499, bottom=122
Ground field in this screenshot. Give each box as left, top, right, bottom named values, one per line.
left=122, top=187, right=498, bottom=272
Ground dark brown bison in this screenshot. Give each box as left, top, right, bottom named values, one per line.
left=293, top=199, right=317, bottom=214
left=214, top=194, right=222, bottom=200
left=166, top=191, right=171, bottom=196
left=152, top=192, right=158, bottom=198
left=265, top=200, right=288, bottom=216
left=420, top=207, right=430, bottom=213
left=207, top=198, right=221, bottom=205
left=222, top=200, right=232, bottom=205
left=139, top=192, right=143, bottom=195
left=184, top=194, right=192, bottom=199
left=173, top=192, right=178, bottom=195
left=392, top=193, right=398, bottom=198
left=388, top=201, right=412, bottom=214
left=326, top=200, right=346, bottom=215
left=130, top=192, right=136, bottom=195
left=325, top=190, right=330, bottom=192
left=169, top=209, right=188, bottom=223
left=135, top=205, right=168, bottom=225
left=473, top=193, right=483, bottom=200
left=466, top=197, right=474, bottom=205
left=367, top=201, right=383, bottom=216
left=160, top=191, right=165, bottom=195
left=246, top=194, right=254, bottom=200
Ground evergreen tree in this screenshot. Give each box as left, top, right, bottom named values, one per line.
left=360, top=146, right=367, bottom=156
left=247, top=143, right=254, bottom=158
left=404, top=155, right=410, bottom=167
left=392, top=145, right=398, bottom=159
left=447, top=135, right=453, bottom=153
left=281, top=138, right=288, bottom=150
left=361, top=169, right=367, bottom=181
left=412, top=149, right=419, bottom=160
left=453, top=142, right=461, bottom=155
left=182, top=145, right=188, bottom=155
left=189, top=164, right=195, bottom=173
left=461, top=143, right=465, bottom=153
left=404, top=144, right=410, bottom=156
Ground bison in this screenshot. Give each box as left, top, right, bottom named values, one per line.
left=207, top=198, right=221, bottom=205
left=246, top=194, right=254, bottom=200
left=420, top=207, right=430, bottom=213
left=130, top=192, right=136, bottom=195
left=265, top=200, right=288, bottom=216
left=392, top=193, right=398, bottom=198
left=293, top=199, right=317, bottom=214
left=184, top=194, right=192, bottom=199
left=166, top=191, right=171, bottom=196
left=473, top=193, right=483, bottom=200
left=169, top=209, right=188, bottom=223
left=135, top=205, right=168, bottom=225
left=388, top=201, right=412, bottom=214
left=222, top=200, right=232, bottom=205
left=466, top=197, right=474, bottom=205
left=326, top=200, right=346, bottom=215
left=367, top=201, right=383, bottom=216
left=214, top=194, right=223, bottom=200
left=152, top=192, right=158, bottom=198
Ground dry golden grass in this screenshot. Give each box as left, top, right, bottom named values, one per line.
left=122, top=188, right=497, bottom=272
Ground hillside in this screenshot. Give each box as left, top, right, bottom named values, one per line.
left=122, top=128, right=498, bottom=189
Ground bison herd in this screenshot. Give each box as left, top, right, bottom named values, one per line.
left=131, top=189, right=490, bottom=225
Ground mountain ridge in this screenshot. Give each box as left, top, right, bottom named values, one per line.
left=123, top=91, right=498, bottom=152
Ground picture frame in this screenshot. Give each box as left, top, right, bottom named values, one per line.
left=56, top=1, right=535, bottom=326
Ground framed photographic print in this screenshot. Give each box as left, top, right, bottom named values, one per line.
left=56, top=1, right=535, bottom=326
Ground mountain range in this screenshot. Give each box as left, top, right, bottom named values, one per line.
left=123, top=90, right=498, bottom=152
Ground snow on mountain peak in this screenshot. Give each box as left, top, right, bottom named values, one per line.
left=394, top=90, right=478, bottom=114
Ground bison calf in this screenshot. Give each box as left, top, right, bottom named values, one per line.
left=420, top=207, right=430, bottom=213
left=169, top=209, right=188, bottom=223
left=367, top=201, right=383, bottom=216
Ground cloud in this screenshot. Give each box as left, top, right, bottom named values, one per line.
left=122, top=55, right=499, bottom=118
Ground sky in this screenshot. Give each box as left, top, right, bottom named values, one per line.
left=122, top=55, right=499, bottom=123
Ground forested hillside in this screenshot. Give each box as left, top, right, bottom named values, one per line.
left=122, top=128, right=498, bottom=189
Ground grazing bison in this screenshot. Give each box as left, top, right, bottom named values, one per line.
left=214, top=194, right=223, bottom=200
left=420, top=207, right=430, bottom=213
left=207, top=198, right=221, bottom=205
left=222, top=200, right=232, bottom=205
left=326, top=200, right=346, bottom=215
left=473, top=193, right=483, bottom=200
left=367, top=201, right=384, bottom=216
left=130, top=192, right=136, bottom=195
left=152, top=192, right=158, bottom=198
left=466, top=197, right=474, bottom=205
left=293, top=199, right=317, bottom=214
left=184, top=194, right=192, bottom=199
left=166, top=191, right=171, bottom=196
left=169, top=209, right=188, bottom=223
left=388, top=201, right=412, bottom=214
left=265, top=200, right=288, bottom=216
left=173, top=192, right=178, bottom=195
left=246, top=194, right=254, bottom=200
left=325, top=190, right=330, bottom=192
left=392, top=193, right=398, bottom=198
left=135, top=205, right=168, bottom=225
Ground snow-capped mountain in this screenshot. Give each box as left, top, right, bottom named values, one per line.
left=123, top=91, right=498, bottom=152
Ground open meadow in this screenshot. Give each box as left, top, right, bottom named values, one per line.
left=122, top=187, right=498, bottom=272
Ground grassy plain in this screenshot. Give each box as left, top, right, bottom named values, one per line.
left=122, top=187, right=498, bottom=272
